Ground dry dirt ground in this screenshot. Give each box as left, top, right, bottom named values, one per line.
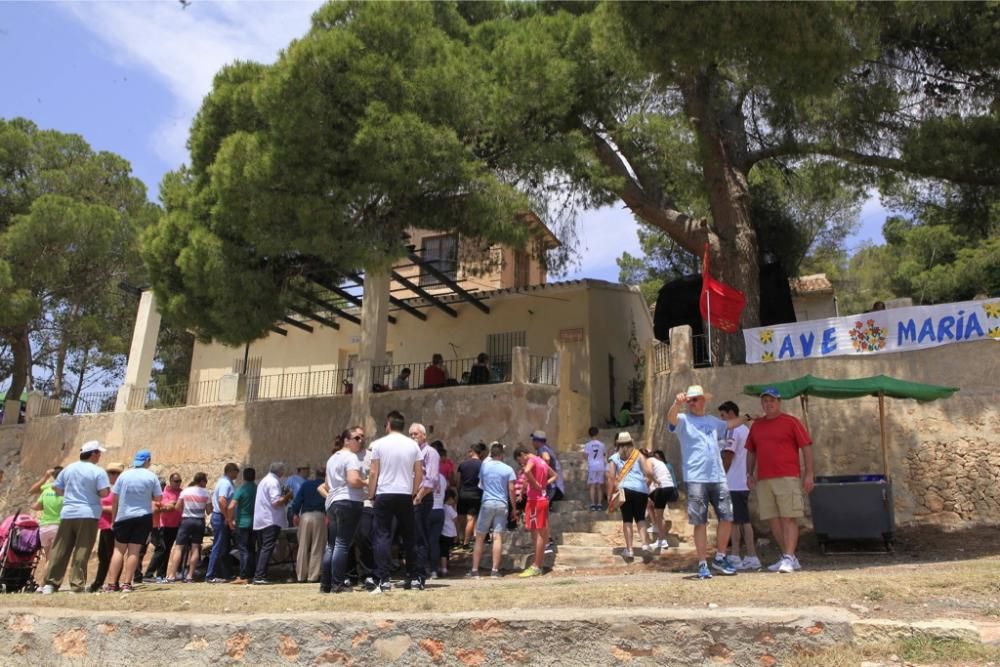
left=3, top=525, right=998, bottom=626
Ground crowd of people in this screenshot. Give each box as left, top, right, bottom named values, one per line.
left=26, top=382, right=813, bottom=593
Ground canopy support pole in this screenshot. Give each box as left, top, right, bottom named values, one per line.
left=706, top=290, right=713, bottom=366
left=799, top=394, right=810, bottom=433
left=878, top=391, right=890, bottom=480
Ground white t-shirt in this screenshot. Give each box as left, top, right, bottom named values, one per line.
left=722, top=424, right=751, bottom=492
left=179, top=485, right=211, bottom=520
left=326, top=449, right=365, bottom=506
left=441, top=504, right=458, bottom=538
left=583, top=439, right=607, bottom=471
left=648, top=458, right=675, bottom=490
left=253, top=473, right=288, bottom=530
left=370, top=431, right=421, bottom=496
left=432, top=473, right=447, bottom=510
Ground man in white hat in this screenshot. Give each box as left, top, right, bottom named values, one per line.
left=667, top=385, right=748, bottom=580
left=41, top=441, right=112, bottom=594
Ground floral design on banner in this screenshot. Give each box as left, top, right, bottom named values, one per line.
left=988, top=326, right=1000, bottom=339
left=984, top=302, right=1000, bottom=319
left=849, top=318, right=887, bottom=352
left=759, top=329, right=774, bottom=344
left=762, top=351, right=775, bottom=363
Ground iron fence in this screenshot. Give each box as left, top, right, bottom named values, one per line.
left=652, top=341, right=670, bottom=375
left=693, top=334, right=712, bottom=368
left=61, top=390, right=117, bottom=415
left=528, top=354, right=559, bottom=385
left=246, top=368, right=353, bottom=402
left=375, top=356, right=513, bottom=389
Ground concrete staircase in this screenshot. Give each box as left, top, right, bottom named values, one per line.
left=461, top=436, right=719, bottom=573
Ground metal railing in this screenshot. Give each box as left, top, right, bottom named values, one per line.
left=693, top=334, right=712, bottom=368
left=62, top=390, right=117, bottom=415
left=528, top=354, right=559, bottom=385
left=246, top=368, right=353, bottom=402
left=127, top=379, right=223, bottom=410
left=375, top=356, right=513, bottom=389
left=652, top=341, right=670, bottom=375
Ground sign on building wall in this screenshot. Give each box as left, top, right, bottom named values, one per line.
left=558, top=328, right=585, bottom=342
left=744, top=299, right=1000, bottom=364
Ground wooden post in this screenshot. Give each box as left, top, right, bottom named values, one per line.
left=878, top=392, right=890, bottom=480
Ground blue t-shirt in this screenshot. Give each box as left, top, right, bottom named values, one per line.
left=211, top=476, right=235, bottom=513
left=609, top=451, right=649, bottom=493
left=669, top=413, right=728, bottom=484
left=479, top=459, right=516, bottom=504
left=54, top=461, right=111, bottom=520
left=112, top=467, right=162, bottom=521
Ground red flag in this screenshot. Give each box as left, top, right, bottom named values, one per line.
left=700, top=243, right=746, bottom=333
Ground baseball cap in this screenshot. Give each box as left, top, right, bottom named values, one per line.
left=530, top=430, right=547, bottom=441
left=615, top=432, right=633, bottom=445
left=759, top=387, right=782, bottom=399
left=80, top=440, right=107, bottom=454
left=133, top=449, right=152, bottom=467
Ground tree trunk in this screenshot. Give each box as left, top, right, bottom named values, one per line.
left=683, top=71, right=760, bottom=365
left=69, top=348, right=90, bottom=414
left=52, top=334, right=69, bottom=400
left=4, top=326, right=31, bottom=405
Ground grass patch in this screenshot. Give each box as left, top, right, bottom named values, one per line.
left=786, top=639, right=1000, bottom=667
left=899, top=636, right=1000, bottom=664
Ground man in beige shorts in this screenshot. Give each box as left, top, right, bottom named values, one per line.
left=745, top=387, right=814, bottom=573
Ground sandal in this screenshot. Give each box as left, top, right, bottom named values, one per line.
left=120, top=583, right=133, bottom=593
left=182, top=578, right=194, bottom=584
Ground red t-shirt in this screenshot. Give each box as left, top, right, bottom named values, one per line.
left=438, top=458, right=455, bottom=485
left=745, top=413, right=812, bottom=480
left=158, top=485, right=182, bottom=529
left=525, top=455, right=550, bottom=502
left=423, top=365, right=446, bottom=388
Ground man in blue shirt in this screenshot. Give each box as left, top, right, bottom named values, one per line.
left=206, top=462, right=239, bottom=582
left=667, top=385, right=747, bottom=580
left=41, top=441, right=112, bottom=594
left=290, top=468, right=326, bottom=583
left=469, top=442, right=517, bottom=578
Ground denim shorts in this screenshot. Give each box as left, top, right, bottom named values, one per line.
left=685, top=482, right=734, bottom=526
left=474, top=500, right=509, bottom=535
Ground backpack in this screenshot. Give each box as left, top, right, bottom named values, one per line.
left=11, top=525, right=40, bottom=557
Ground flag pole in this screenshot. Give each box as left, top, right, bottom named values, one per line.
left=706, top=288, right=713, bottom=366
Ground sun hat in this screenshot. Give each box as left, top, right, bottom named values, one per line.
left=80, top=440, right=107, bottom=454
left=105, top=461, right=125, bottom=473
left=759, top=387, right=782, bottom=399
left=685, top=385, right=712, bottom=400
left=530, top=430, right=547, bottom=441
left=615, top=432, right=634, bottom=445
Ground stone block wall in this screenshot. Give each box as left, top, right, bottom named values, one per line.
left=648, top=333, right=1000, bottom=526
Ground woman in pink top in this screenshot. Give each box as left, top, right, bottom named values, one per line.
left=143, top=473, right=183, bottom=581
left=89, top=462, right=124, bottom=592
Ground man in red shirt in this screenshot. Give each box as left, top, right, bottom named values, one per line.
left=746, top=387, right=814, bottom=574
left=422, top=354, right=448, bottom=388
left=515, top=447, right=556, bottom=578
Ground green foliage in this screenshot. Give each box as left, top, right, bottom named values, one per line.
left=144, top=1, right=531, bottom=344
left=0, top=117, right=152, bottom=398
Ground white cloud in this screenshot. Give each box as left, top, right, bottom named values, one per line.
left=61, top=0, right=323, bottom=168
left=563, top=204, right=641, bottom=282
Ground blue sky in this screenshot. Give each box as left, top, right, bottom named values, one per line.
left=0, top=1, right=889, bottom=284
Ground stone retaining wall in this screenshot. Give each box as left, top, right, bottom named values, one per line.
left=647, top=334, right=1000, bottom=526
left=4, top=605, right=973, bottom=667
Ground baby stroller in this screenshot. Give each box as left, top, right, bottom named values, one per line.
left=0, top=510, right=41, bottom=593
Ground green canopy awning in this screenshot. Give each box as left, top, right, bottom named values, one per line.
left=743, top=374, right=959, bottom=402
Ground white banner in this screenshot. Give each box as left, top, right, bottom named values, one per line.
left=744, top=299, right=1000, bottom=364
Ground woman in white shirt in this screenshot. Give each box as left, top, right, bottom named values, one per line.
left=165, top=472, right=210, bottom=583
left=645, top=451, right=678, bottom=551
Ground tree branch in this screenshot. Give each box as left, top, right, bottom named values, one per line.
left=589, top=131, right=708, bottom=255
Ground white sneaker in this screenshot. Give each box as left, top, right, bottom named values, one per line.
left=644, top=543, right=658, bottom=552
left=792, top=555, right=802, bottom=571
left=742, top=556, right=762, bottom=571
left=657, top=539, right=671, bottom=550
left=777, top=556, right=795, bottom=574
left=622, top=548, right=634, bottom=559
left=728, top=555, right=743, bottom=570
left=39, top=584, right=55, bottom=595
left=767, top=558, right=784, bottom=572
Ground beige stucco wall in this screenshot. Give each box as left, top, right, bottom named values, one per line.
left=648, top=334, right=1000, bottom=526
left=792, top=293, right=838, bottom=321
left=188, top=280, right=651, bottom=430
left=0, top=383, right=559, bottom=519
